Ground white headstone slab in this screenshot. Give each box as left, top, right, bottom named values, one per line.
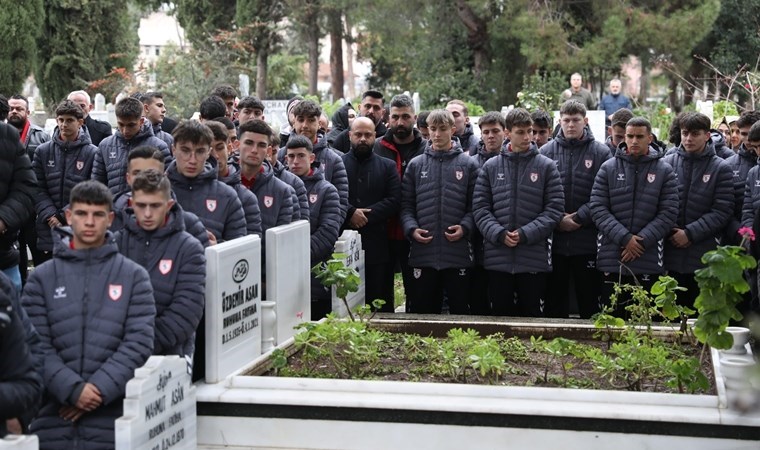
left=553, top=110, right=607, bottom=144
left=115, top=356, right=196, bottom=450
left=204, top=235, right=262, bottom=383
left=331, top=230, right=366, bottom=317
left=262, top=100, right=288, bottom=135
left=94, top=93, right=106, bottom=112
left=0, top=436, right=38, bottom=449
left=266, top=220, right=310, bottom=346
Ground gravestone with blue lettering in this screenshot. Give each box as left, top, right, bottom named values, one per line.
left=204, top=235, right=262, bottom=383
left=265, top=220, right=310, bottom=346
left=115, top=356, right=196, bottom=450
left=331, top=230, right=365, bottom=317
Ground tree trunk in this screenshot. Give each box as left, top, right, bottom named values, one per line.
left=344, top=13, right=355, bottom=100
left=454, top=0, right=490, bottom=82
left=256, top=48, right=268, bottom=99
left=328, top=11, right=344, bottom=101
left=307, top=23, right=319, bottom=96
left=638, top=52, right=649, bottom=106
left=668, top=76, right=678, bottom=111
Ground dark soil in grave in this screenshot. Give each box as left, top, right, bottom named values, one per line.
left=255, top=314, right=717, bottom=394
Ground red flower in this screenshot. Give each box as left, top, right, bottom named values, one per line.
left=738, top=226, right=755, bottom=241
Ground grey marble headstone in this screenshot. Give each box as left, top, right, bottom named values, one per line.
left=115, top=356, right=196, bottom=450
left=266, top=220, right=310, bottom=345
left=331, top=230, right=366, bottom=318
left=204, top=235, right=262, bottom=383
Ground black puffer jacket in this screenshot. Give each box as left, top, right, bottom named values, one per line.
left=166, top=160, right=246, bottom=242
left=250, top=160, right=295, bottom=233
left=470, top=141, right=500, bottom=265
left=32, top=128, right=98, bottom=251
left=115, top=203, right=205, bottom=358
left=325, top=102, right=354, bottom=145
left=724, top=145, right=757, bottom=241
left=459, top=123, right=480, bottom=156
left=92, top=121, right=171, bottom=196
left=473, top=144, right=564, bottom=273
left=0, top=272, right=43, bottom=438
left=273, top=160, right=308, bottom=222
left=663, top=143, right=734, bottom=273
left=0, top=123, right=37, bottom=269
left=300, top=165, right=341, bottom=265
left=401, top=141, right=479, bottom=270
left=711, top=130, right=735, bottom=159
left=590, top=144, right=679, bottom=274
left=220, top=164, right=263, bottom=237
left=539, top=127, right=611, bottom=256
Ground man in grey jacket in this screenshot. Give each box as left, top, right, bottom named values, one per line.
left=23, top=180, right=155, bottom=449
left=590, top=117, right=679, bottom=315
left=401, top=109, right=479, bottom=314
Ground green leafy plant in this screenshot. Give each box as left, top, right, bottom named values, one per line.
left=312, top=253, right=362, bottom=321
left=693, top=227, right=757, bottom=360
left=651, top=275, right=693, bottom=338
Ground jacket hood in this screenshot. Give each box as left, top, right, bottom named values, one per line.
left=52, top=127, right=93, bottom=150
left=675, top=140, right=717, bottom=159
left=166, top=159, right=218, bottom=184
left=219, top=162, right=241, bottom=186
left=476, top=142, right=501, bottom=160
left=52, top=226, right=118, bottom=261
left=300, top=164, right=326, bottom=183
left=115, top=121, right=155, bottom=143
left=737, top=143, right=758, bottom=162
left=614, top=143, right=663, bottom=162
left=459, top=123, right=476, bottom=142
left=423, top=139, right=464, bottom=159
left=500, top=141, right=539, bottom=159
left=554, top=125, right=596, bottom=148
left=331, top=103, right=353, bottom=131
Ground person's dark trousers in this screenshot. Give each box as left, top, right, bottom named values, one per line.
left=546, top=254, right=601, bottom=319
left=668, top=271, right=700, bottom=311
left=366, top=262, right=394, bottom=312
left=311, top=298, right=332, bottom=321
left=488, top=271, right=547, bottom=317
left=600, top=272, right=657, bottom=318
left=469, top=265, right=491, bottom=315
left=18, top=220, right=44, bottom=285
left=407, top=267, right=470, bottom=314
left=192, top=314, right=206, bottom=382
left=387, top=239, right=413, bottom=312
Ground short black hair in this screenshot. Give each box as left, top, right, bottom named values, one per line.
left=361, top=90, right=384, bottom=102
left=70, top=180, right=113, bottom=211
left=531, top=110, right=552, bottom=129
left=479, top=111, right=506, bottom=130
left=199, top=96, right=227, bottom=120
left=679, top=112, right=711, bottom=133
left=132, top=168, right=172, bottom=199
left=115, top=97, right=144, bottom=119
left=172, top=120, right=214, bottom=146
left=390, top=94, right=413, bottom=110
left=238, top=96, right=265, bottom=111
left=748, top=121, right=760, bottom=143
left=55, top=100, right=85, bottom=120
left=286, top=134, right=313, bottom=153
left=416, top=111, right=430, bottom=129
left=292, top=100, right=322, bottom=119
left=560, top=100, right=586, bottom=117
left=626, top=117, right=652, bottom=134
left=128, top=146, right=165, bottom=168
left=504, top=108, right=532, bottom=130
left=211, top=116, right=235, bottom=131
left=206, top=121, right=229, bottom=142
left=141, top=91, right=164, bottom=105
left=239, top=119, right=273, bottom=143
left=210, top=85, right=237, bottom=100
left=736, top=111, right=760, bottom=129
left=0, top=95, right=10, bottom=121
left=9, top=94, right=28, bottom=109
left=610, top=108, right=634, bottom=128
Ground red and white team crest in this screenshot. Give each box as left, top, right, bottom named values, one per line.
left=206, top=199, right=217, bottom=212
left=309, top=193, right=318, bottom=204
left=264, top=195, right=274, bottom=208
left=530, top=172, right=538, bottom=182
left=584, top=159, right=593, bottom=169
left=413, top=268, right=422, bottom=279
left=109, top=284, right=122, bottom=301
left=76, top=161, right=84, bottom=171
left=159, top=259, right=173, bottom=275
left=455, top=170, right=463, bottom=180
left=703, top=174, right=711, bottom=183
left=647, top=173, right=656, bottom=183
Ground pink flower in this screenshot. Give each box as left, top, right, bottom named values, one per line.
left=738, top=227, right=756, bottom=241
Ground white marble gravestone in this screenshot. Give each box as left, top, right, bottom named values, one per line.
left=265, top=220, right=310, bottom=346
left=0, top=436, right=38, bottom=449
left=115, top=356, right=196, bottom=450
left=331, top=230, right=366, bottom=317
left=204, top=235, right=262, bottom=383
left=553, top=110, right=607, bottom=144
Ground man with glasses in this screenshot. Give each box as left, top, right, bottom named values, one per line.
left=540, top=100, right=611, bottom=319
left=166, top=120, right=246, bottom=243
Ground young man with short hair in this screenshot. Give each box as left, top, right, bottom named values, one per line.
left=664, top=112, right=733, bottom=308
left=401, top=109, right=479, bottom=314
left=286, top=135, right=341, bottom=319
left=416, top=111, right=430, bottom=141
left=139, top=92, right=173, bottom=148
left=446, top=99, right=479, bottom=155
left=207, top=121, right=262, bottom=238
left=236, top=96, right=266, bottom=126
left=114, top=169, right=205, bottom=361
left=199, top=96, right=228, bottom=122
left=475, top=112, right=507, bottom=166
left=530, top=110, right=552, bottom=149
left=591, top=117, right=679, bottom=314
left=92, top=97, right=171, bottom=197
left=606, top=108, right=634, bottom=155
left=540, top=100, right=611, bottom=318
left=167, top=120, right=246, bottom=242
left=278, top=99, right=348, bottom=219
left=210, top=85, right=238, bottom=119
left=474, top=108, right=564, bottom=316
left=33, top=100, right=97, bottom=262
left=23, top=180, right=155, bottom=448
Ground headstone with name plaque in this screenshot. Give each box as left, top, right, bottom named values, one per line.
left=266, top=220, right=310, bottom=346
left=331, top=230, right=366, bottom=317
left=262, top=100, right=289, bottom=135
left=204, top=235, right=262, bottom=383
left=115, top=356, right=196, bottom=450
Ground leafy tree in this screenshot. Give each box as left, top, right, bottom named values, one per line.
left=236, top=0, right=286, bottom=99
left=35, top=0, right=139, bottom=107
left=0, top=0, right=44, bottom=96
left=173, top=0, right=238, bottom=46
